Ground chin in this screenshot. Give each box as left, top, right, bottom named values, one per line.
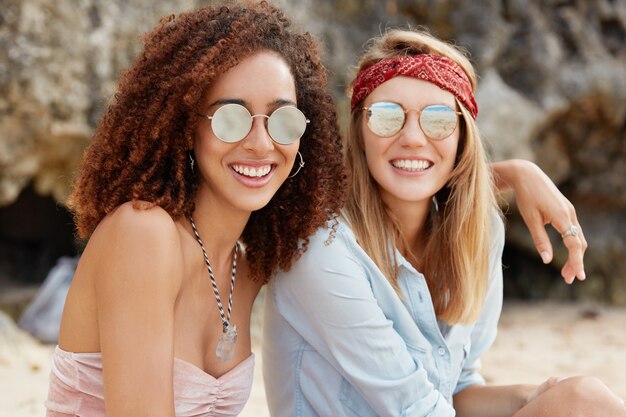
left=236, top=195, right=276, bottom=213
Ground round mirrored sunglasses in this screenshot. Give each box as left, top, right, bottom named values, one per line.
left=363, top=101, right=462, bottom=140
left=198, top=103, right=309, bottom=145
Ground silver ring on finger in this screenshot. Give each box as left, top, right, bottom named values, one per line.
left=561, top=225, right=579, bottom=239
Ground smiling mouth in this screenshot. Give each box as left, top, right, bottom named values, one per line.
left=231, top=164, right=273, bottom=178
left=391, top=159, right=432, bottom=172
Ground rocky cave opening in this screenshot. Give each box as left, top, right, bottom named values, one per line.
left=0, top=185, right=77, bottom=318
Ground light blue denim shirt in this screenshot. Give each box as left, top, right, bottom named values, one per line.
left=263, top=213, right=504, bottom=417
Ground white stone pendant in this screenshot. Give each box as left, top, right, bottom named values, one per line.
left=216, top=323, right=237, bottom=362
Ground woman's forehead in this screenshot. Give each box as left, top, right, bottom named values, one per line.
left=202, top=51, right=297, bottom=110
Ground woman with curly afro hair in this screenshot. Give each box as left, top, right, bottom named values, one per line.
left=45, top=2, right=345, bottom=416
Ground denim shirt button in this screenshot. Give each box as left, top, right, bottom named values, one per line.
left=437, top=347, right=446, bottom=356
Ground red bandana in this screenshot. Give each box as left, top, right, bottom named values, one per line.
left=350, top=54, right=478, bottom=119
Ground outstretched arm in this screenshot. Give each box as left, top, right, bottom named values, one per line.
left=453, top=383, right=535, bottom=417
left=489, top=159, right=587, bottom=284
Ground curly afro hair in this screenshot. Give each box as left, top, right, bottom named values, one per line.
left=68, top=0, right=347, bottom=280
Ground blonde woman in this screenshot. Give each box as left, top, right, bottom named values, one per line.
left=263, top=29, right=625, bottom=417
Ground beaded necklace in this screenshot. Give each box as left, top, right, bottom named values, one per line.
left=190, top=217, right=238, bottom=362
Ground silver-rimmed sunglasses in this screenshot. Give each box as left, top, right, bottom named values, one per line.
left=198, top=103, right=310, bottom=145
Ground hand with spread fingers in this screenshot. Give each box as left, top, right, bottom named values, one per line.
left=491, top=159, right=587, bottom=284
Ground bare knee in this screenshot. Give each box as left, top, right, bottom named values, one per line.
left=552, top=376, right=625, bottom=416
left=559, top=376, right=612, bottom=401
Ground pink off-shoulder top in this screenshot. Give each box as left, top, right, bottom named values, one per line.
left=45, top=346, right=254, bottom=417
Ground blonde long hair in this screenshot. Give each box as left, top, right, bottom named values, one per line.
left=345, top=29, right=499, bottom=324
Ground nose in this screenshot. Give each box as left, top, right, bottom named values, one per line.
left=242, top=115, right=274, bottom=154
left=397, top=112, right=428, bottom=147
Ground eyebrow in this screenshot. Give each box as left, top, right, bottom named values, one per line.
left=271, top=98, right=297, bottom=107
left=207, top=98, right=297, bottom=109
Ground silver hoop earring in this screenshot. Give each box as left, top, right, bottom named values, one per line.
left=432, top=195, right=439, bottom=213
left=189, top=153, right=195, bottom=172
left=288, top=151, right=305, bottom=179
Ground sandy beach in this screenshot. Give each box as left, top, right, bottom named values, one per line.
left=1, top=300, right=624, bottom=416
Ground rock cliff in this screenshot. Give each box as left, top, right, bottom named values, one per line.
left=1, top=0, right=625, bottom=302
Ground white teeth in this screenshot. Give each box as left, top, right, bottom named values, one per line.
left=232, top=164, right=272, bottom=178
left=392, top=159, right=431, bottom=171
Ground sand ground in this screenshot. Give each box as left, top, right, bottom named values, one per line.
left=1, top=301, right=624, bottom=416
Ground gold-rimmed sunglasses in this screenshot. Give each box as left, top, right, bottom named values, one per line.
left=363, top=101, right=462, bottom=140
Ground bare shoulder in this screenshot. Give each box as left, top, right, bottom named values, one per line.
left=95, top=201, right=179, bottom=240
left=60, top=201, right=184, bottom=350
left=85, top=201, right=184, bottom=297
